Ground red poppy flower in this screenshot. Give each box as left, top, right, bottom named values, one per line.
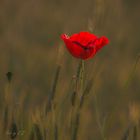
left=61, top=32, right=109, bottom=60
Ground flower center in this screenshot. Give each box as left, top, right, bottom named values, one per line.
left=72, top=41, right=95, bottom=50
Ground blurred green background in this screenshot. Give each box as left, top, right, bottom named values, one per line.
left=0, top=0, right=140, bottom=139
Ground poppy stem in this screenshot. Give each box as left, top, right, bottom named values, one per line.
left=80, top=60, right=85, bottom=97
left=79, top=60, right=85, bottom=96
left=72, top=60, right=85, bottom=140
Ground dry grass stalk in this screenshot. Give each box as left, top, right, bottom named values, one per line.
left=3, top=105, right=9, bottom=131
left=121, top=127, right=130, bottom=140
left=29, top=126, right=35, bottom=140
left=9, top=121, right=18, bottom=140
left=125, top=54, right=140, bottom=88
left=46, top=64, right=61, bottom=115
left=33, top=123, right=43, bottom=140
left=133, top=125, right=137, bottom=140
left=52, top=103, right=58, bottom=140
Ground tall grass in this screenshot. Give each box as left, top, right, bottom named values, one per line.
left=1, top=57, right=139, bottom=140
left=0, top=0, right=140, bottom=140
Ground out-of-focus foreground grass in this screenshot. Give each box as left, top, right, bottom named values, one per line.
left=0, top=0, right=140, bottom=140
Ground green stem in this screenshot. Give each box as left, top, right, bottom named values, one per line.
left=80, top=60, right=85, bottom=97
left=72, top=60, right=85, bottom=140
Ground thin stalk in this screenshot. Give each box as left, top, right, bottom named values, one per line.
left=3, top=72, right=13, bottom=133
left=72, top=111, right=80, bottom=140
left=33, top=123, right=43, bottom=140
left=133, top=125, right=137, bottom=140
left=46, top=65, right=61, bottom=114
left=94, top=95, right=107, bottom=140
left=72, top=60, right=85, bottom=140
left=121, top=127, right=130, bottom=140
left=125, top=54, right=140, bottom=88
left=79, top=78, right=93, bottom=109
left=80, top=60, right=85, bottom=97
left=52, top=104, right=58, bottom=140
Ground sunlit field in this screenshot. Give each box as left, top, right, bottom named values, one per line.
left=0, top=0, right=140, bottom=140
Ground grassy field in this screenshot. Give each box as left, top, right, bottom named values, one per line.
left=0, top=0, right=140, bottom=140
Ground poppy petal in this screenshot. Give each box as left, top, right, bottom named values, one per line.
left=61, top=32, right=109, bottom=60
left=94, top=36, right=109, bottom=52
